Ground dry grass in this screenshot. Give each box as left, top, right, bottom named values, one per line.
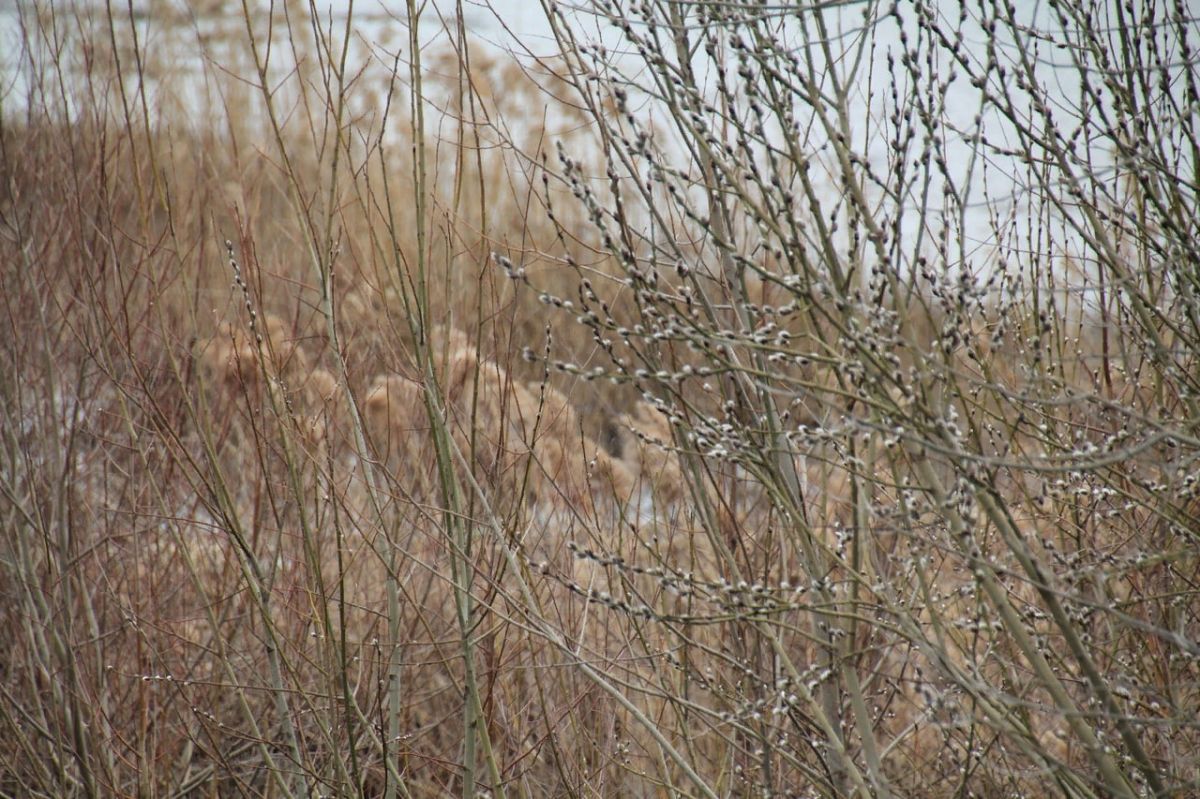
left=2, top=1, right=1198, bottom=798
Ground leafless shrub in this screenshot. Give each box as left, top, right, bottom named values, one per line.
left=508, top=0, right=1200, bottom=796
left=3, top=0, right=1198, bottom=797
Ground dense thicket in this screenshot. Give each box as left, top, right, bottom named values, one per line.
left=2, top=1, right=1197, bottom=796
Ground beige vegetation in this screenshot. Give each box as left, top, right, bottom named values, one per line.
left=4, top=1, right=1199, bottom=798
left=189, top=307, right=1077, bottom=790
left=185, top=317, right=736, bottom=792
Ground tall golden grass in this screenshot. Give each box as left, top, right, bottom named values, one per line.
left=2, top=2, right=1197, bottom=798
